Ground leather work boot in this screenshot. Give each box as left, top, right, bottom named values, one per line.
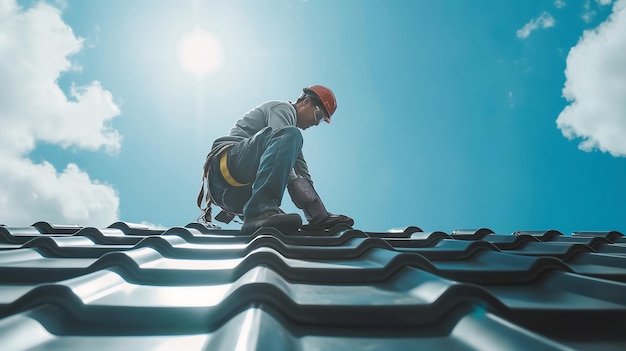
left=240, top=211, right=302, bottom=234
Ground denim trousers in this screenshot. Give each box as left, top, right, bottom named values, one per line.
left=209, top=126, right=303, bottom=220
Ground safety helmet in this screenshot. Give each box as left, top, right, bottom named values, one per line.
left=302, top=85, right=337, bottom=119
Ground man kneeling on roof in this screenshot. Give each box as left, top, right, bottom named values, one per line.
left=198, top=85, right=354, bottom=234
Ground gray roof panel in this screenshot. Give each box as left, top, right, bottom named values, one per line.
left=0, top=221, right=624, bottom=350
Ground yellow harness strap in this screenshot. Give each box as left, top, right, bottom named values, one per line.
left=219, top=151, right=250, bottom=187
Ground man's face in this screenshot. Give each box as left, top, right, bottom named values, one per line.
left=296, top=98, right=329, bottom=130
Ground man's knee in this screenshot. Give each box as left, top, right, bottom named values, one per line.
left=273, top=126, right=303, bottom=149
left=252, top=127, right=274, bottom=142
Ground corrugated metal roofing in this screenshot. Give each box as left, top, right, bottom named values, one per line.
left=0, top=222, right=625, bottom=350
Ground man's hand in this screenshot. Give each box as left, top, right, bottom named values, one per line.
left=304, top=213, right=354, bottom=230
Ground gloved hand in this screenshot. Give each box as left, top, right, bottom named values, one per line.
left=287, top=176, right=354, bottom=230
left=305, top=213, right=354, bottom=231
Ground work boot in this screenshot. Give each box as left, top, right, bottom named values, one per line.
left=240, top=211, right=302, bottom=234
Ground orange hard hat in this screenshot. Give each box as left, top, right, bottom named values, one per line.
left=303, top=85, right=337, bottom=119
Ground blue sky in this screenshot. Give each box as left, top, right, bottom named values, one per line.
left=1, top=0, right=625, bottom=235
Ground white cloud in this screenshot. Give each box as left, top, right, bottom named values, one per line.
left=583, top=0, right=597, bottom=22
left=0, top=0, right=121, bottom=226
left=583, top=0, right=614, bottom=22
left=557, top=0, right=626, bottom=157
left=140, top=221, right=168, bottom=230
left=53, top=0, right=68, bottom=9
left=0, top=159, right=119, bottom=226
left=517, top=12, right=556, bottom=39
left=555, top=0, right=567, bottom=9
left=582, top=12, right=595, bottom=23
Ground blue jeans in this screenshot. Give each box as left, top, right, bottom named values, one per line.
left=209, top=126, right=303, bottom=220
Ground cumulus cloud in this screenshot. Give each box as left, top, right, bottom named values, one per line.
left=517, top=12, right=556, bottom=39
left=583, top=0, right=615, bottom=22
left=557, top=0, right=626, bottom=157
left=582, top=0, right=598, bottom=22
left=140, top=221, right=168, bottom=230
left=555, top=0, right=567, bottom=9
left=0, top=159, right=119, bottom=226
left=0, top=0, right=121, bottom=226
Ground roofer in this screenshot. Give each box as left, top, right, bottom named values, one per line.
left=198, top=85, right=354, bottom=234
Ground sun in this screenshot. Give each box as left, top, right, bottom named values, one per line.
left=177, top=27, right=224, bottom=78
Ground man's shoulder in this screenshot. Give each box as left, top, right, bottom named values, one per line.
left=255, top=100, right=293, bottom=111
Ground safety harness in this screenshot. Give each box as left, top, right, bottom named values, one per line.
left=219, top=152, right=250, bottom=187
left=197, top=145, right=250, bottom=225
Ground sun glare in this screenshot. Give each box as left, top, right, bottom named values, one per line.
left=177, top=27, right=224, bottom=78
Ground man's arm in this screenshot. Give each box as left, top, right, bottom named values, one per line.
left=287, top=176, right=354, bottom=230
left=294, top=151, right=312, bottom=183
left=265, top=102, right=313, bottom=183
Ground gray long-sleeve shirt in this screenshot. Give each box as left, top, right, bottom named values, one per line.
left=211, top=100, right=311, bottom=183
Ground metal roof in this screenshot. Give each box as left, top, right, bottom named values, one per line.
left=1, top=222, right=625, bottom=350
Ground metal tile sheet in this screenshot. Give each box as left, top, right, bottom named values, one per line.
left=0, top=222, right=624, bottom=350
